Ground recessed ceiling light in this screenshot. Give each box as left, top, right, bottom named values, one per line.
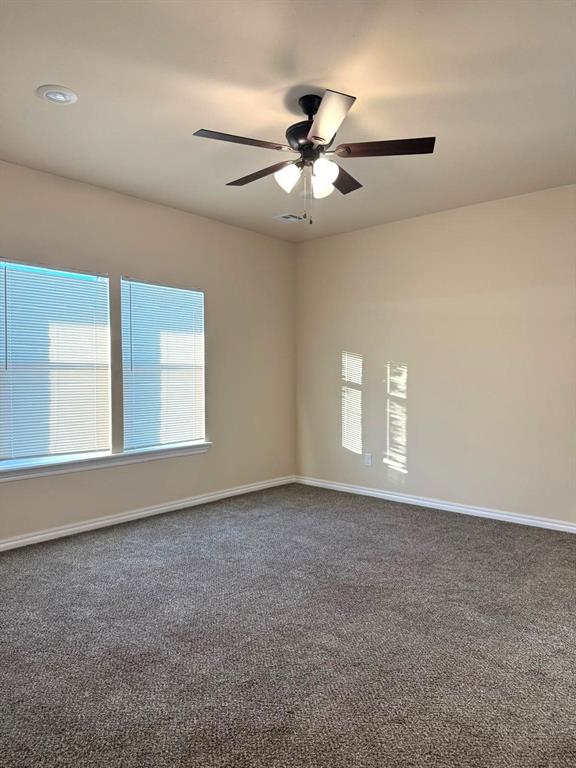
left=36, top=84, right=78, bottom=105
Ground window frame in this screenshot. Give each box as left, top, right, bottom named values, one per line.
left=0, top=261, right=211, bottom=483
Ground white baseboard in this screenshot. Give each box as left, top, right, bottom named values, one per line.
left=0, top=475, right=297, bottom=552
left=3, top=473, right=573, bottom=552
left=296, top=476, right=576, bottom=534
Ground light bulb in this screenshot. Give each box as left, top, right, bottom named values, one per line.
left=313, top=157, right=340, bottom=184
left=274, top=164, right=301, bottom=193
left=311, top=175, right=335, bottom=199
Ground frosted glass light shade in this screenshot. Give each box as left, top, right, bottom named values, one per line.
left=274, top=164, right=301, bottom=193
left=311, top=175, right=335, bottom=199
left=313, top=157, right=340, bottom=184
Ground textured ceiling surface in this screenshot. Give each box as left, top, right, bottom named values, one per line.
left=0, top=0, right=574, bottom=241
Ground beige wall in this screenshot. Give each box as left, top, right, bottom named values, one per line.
left=1, top=164, right=574, bottom=542
left=0, top=160, right=296, bottom=540
left=297, top=186, right=576, bottom=523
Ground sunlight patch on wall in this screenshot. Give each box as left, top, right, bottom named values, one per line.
left=384, top=361, right=408, bottom=473
left=342, top=351, right=363, bottom=454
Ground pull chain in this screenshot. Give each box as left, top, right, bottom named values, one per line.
left=302, top=166, right=313, bottom=225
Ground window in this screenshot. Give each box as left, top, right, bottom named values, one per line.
left=0, top=263, right=209, bottom=479
left=0, top=261, right=110, bottom=464
left=121, top=278, right=205, bottom=451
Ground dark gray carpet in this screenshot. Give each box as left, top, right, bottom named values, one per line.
left=1, top=484, right=575, bottom=767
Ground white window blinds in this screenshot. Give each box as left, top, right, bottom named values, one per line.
left=0, top=262, right=110, bottom=461
left=121, top=279, right=205, bottom=450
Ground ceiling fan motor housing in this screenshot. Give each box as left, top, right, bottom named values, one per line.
left=285, top=93, right=327, bottom=153
left=285, top=120, right=314, bottom=151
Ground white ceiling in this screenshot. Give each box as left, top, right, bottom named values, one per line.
left=0, top=0, right=574, bottom=242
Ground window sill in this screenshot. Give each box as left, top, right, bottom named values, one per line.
left=0, top=441, right=212, bottom=483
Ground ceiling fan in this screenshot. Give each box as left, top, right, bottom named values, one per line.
left=194, top=89, right=436, bottom=200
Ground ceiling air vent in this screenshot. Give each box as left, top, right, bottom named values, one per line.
left=273, top=213, right=305, bottom=222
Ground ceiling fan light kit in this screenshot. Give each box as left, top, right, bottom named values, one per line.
left=274, top=163, right=301, bottom=193
left=313, top=157, right=340, bottom=184
left=193, top=88, right=436, bottom=217
left=311, top=176, right=335, bottom=199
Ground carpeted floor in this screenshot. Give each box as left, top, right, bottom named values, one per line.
left=1, top=484, right=575, bottom=767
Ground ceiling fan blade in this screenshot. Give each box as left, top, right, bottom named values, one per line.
left=333, top=166, right=362, bottom=195
left=226, top=160, right=297, bottom=186
left=307, top=90, right=356, bottom=146
left=194, top=129, right=293, bottom=152
left=335, top=137, right=436, bottom=158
